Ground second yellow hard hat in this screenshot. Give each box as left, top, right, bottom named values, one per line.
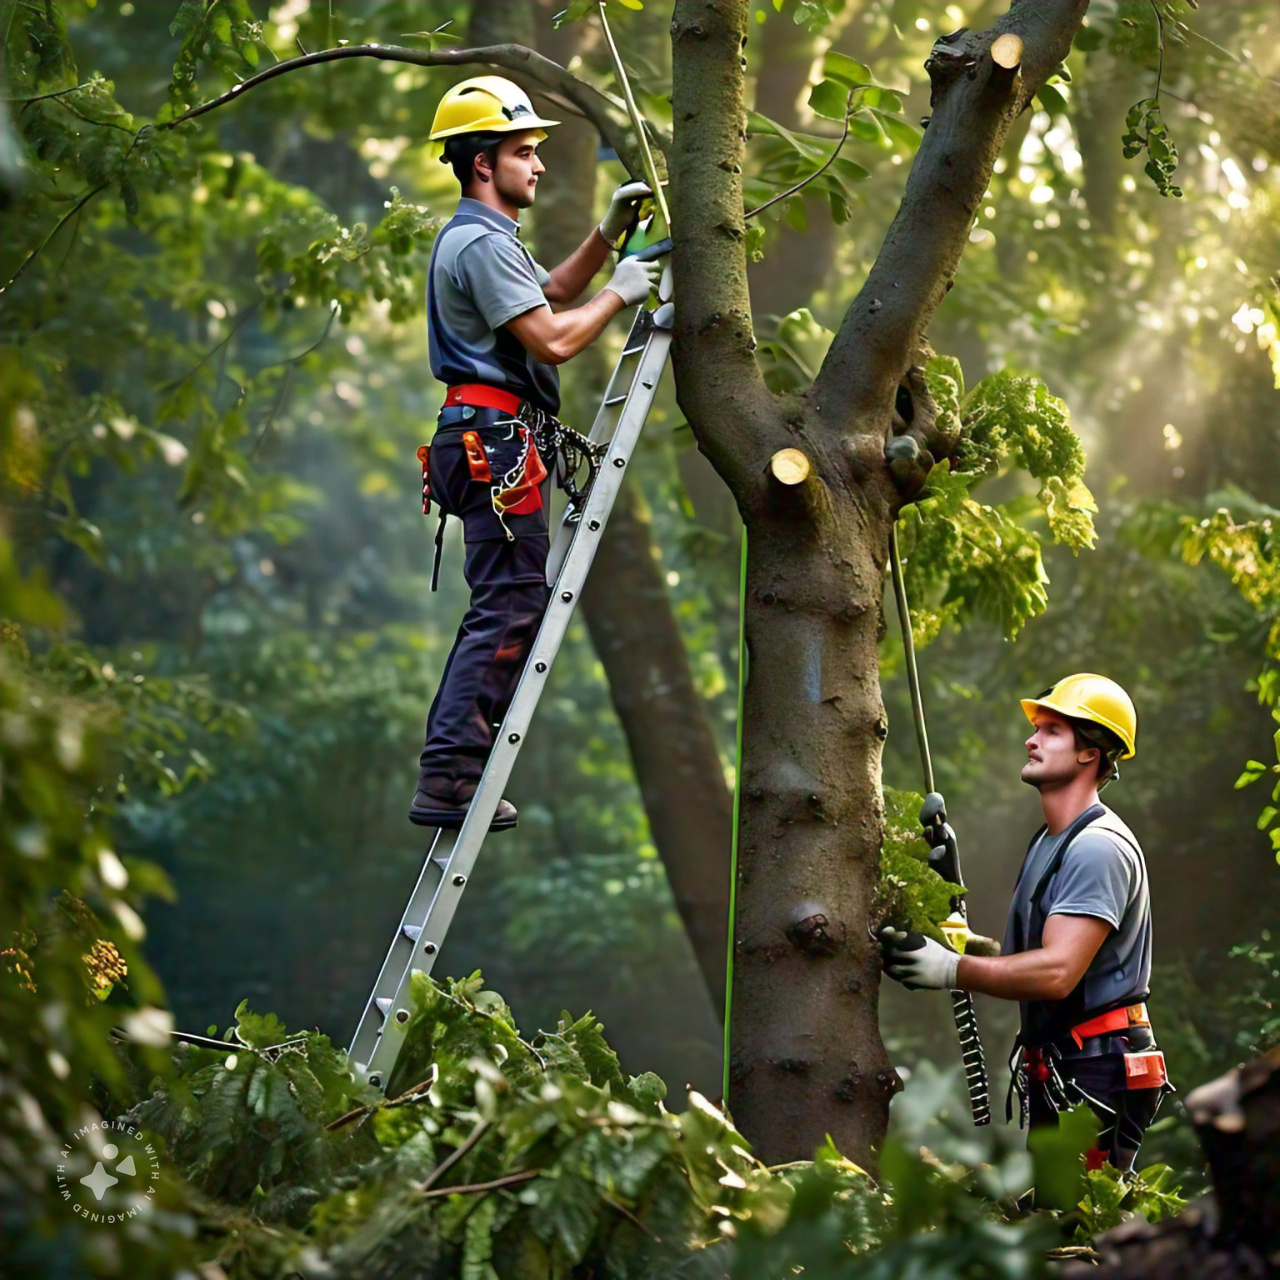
left=1020, top=673, right=1137, bottom=759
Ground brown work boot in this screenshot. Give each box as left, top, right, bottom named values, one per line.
left=409, top=778, right=518, bottom=831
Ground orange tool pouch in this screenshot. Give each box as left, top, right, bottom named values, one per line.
left=1123, top=1050, right=1169, bottom=1090
left=462, top=430, right=492, bottom=482
left=493, top=429, right=547, bottom=517
left=417, top=445, right=431, bottom=515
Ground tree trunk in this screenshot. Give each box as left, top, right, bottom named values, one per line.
left=669, top=0, right=1089, bottom=1165
left=1061, top=1048, right=1280, bottom=1279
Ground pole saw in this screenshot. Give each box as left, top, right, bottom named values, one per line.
left=888, top=524, right=992, bottom=1126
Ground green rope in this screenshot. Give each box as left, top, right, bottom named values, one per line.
left=722, top=527, right=747, bottom=1101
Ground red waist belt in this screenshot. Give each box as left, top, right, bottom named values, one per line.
left=1069, top=1002, right=1150, bottom=1049
left=444, top=384, right=524, bottom=415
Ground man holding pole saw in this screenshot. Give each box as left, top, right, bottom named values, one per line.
left=879, top=661, right=1173, bottom=1171
left=410, top=75, right=663, bottom=831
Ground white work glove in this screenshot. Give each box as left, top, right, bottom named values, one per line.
left=599, top=180, right=653, bottom=244
left=604, top=256, right=662, bottom=307
left=878, top=925, right=960, bottom=991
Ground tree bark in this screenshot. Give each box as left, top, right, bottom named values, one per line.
left=670, top=0, right=1088, bottom=1165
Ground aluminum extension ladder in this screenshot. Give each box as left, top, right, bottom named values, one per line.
left=348, top=286, right=674, bottom=1091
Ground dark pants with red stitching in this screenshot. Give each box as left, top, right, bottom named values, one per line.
left=418, top=407, right=550, bottom=792
left=1028, top=1050, right=1167, bottom=1171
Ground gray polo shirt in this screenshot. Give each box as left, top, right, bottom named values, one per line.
left=426, top=198, right=560, bottom=414
left=1003, top=807, right=1152, bottom=1042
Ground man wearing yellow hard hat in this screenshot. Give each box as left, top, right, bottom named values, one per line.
left=410, top=77, right=660, bottom=831
left=881, top=674, right=1173, bottom=1171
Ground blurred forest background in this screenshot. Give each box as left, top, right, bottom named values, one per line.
left=3, top=0, right=1280, bottom=1266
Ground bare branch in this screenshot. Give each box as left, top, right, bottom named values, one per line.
left=161, top=42, right=646, bottom=177
left=811, top=0, right=1089, bottom=429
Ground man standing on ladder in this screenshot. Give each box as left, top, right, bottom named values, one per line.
left=411, top=76, right=659, bottom=832
left=880, top=674, right=1172, bottom=1171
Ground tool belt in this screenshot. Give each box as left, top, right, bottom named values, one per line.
left=419, top=385, right=606, bottom=588
left=1007, top=1002, right=1170, bottom=1128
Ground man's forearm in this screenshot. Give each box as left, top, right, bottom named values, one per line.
left=956, top=949, right=1077, bottom=1002
left=505, top=290, right=626, bottom=366
left=543, top=229, right=612, bottom=306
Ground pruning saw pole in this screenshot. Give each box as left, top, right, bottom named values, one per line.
left=889, top=524, right=992, bottom=1126
left=597, top=3, right=670, bottom=237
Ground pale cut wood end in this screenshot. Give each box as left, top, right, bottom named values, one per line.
left=991, top=33, right=1024, bottom=69
left=769, top=447, right=811, bottom=486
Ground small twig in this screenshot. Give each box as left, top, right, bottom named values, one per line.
left=158, top=300, right=262, bottom=393
left=295, top=36, right=308, bottom=57
left=52, top=97, right=134, bottom=132
left=419, top=1169, right=537, bottom=1200
left=1147, top=0, right=1166, bottom=100
left=418, top=1118, right=492, bottom=1193
left=5, top=80, right=91, bottom=106
left=603, top=1195, right=662, bottom=1242
left=250, top=364, right=294, bottom=461
left=0, top=181, right=109, bottom=293
left=744, top=89, right=855, bottom=221
left=325, top=1073, right=435, bottom=1131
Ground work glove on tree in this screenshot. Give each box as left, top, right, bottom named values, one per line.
left=878, top=925, right=960, bottom=991
left=599, top=180, right=653, bottom=245
left=604, top=256, right=662, bottom=307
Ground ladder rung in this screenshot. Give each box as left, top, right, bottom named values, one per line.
left=620, top=345, right=646, bottom=357
left=401, top=923, right=422, bottom=943
left=432, top=855, right=450, bottom=871
left=375, top=997, right=393, bottom=1018
left=603, top=393, right=628, bottom=406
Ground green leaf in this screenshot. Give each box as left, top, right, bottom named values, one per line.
left=822, top=52, right=871, bottom=87
left=807, top=78, right=850, bottom=123
left=1235, top=762, right=1267, bottom=788
left=1036, top=83, right=1069, bottom=117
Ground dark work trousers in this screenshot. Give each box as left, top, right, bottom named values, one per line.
left=418, top=405, right=551, bottom=791
left=1027, top=1042, right=1168, bottom=1171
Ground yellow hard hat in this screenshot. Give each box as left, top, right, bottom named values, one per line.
left=429, top=76, right=560, bottom=142
left=1020, top=673, right=1137, bottom=759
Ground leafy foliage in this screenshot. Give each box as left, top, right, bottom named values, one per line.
left=1076, top=1161, right=1187, bottom=1241
left=873, top=787, right=965, bottom=945
left=898, top=360, right=1097, bottom=640
left=1183, top=495, right=1280, bottom=858
left=1122, top=96, right=1183, bottom=198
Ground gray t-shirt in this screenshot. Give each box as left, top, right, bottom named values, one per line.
left=1003, top=807, right=1151, bottom=1042
left=426, top=198, right=560, bottom=414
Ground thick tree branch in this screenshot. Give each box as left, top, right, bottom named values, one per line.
left=669, top=0, right=778, bottom=503
left=811, top=0, right=1089, bottom=428
left=163, top=42, right=646, bottom=178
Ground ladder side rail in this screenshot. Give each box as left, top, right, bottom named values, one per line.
left=348, top=829, right=448, bottom=1068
